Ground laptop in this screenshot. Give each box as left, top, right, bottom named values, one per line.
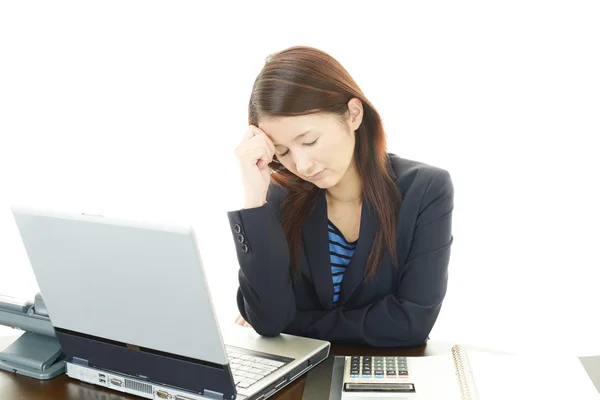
left=10, top=205, right=330, bottom=400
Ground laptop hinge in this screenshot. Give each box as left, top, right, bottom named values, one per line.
left=202, top=389, right=224, bottom=400
left=72, top=357, right=89, bottom=367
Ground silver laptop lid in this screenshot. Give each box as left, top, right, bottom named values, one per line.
left=11, top=205, right=228, bottom=366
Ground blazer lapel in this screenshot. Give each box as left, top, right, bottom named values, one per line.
left=302, top=190, right=334, bottom=309
left=339, top=196, right=378, bottom=305
left=301, top=184, right=383, bottom=308
left=339, top=155, right=396, bottom=303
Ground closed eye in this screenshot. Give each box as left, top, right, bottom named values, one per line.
left=277, top=139, right=318, bottom=158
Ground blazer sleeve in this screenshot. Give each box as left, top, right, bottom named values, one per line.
left=227, top=183, right=296, bottom=337
left=283, top=169, right=454, bottom=347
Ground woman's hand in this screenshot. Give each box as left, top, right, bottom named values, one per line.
left=235, top=314, right=252, bottom=328
left=234, top=125, right=275, bottom=209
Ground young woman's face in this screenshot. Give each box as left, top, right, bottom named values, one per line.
left=258, top=99, right=363, bottom=189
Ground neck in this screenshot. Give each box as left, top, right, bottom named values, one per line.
left=326, top=160, right=362, bottom=205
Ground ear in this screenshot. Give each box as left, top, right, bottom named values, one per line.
left=346, top=98, right=363, bottom=131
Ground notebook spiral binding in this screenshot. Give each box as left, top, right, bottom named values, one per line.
left=452, top=344, right=480, bottom=400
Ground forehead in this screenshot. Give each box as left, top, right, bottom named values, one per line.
left=258, top=113, right=338, bottom=145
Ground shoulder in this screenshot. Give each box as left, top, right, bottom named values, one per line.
left=386, top=153, right=453, bottom=209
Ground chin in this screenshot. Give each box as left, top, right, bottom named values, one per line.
left=312, top=176, right=340, bottom=189
left=311, top=182, right=329, bottom=189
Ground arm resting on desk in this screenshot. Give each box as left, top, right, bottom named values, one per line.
left=230, top=170, right=453, bottom=344
left=228, top=188, right=297, bottom=337
left=285, top=171, right=453, bottom=347
left=284, top=244, right=451, bottom=347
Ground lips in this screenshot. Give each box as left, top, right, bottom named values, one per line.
left=308, top=170, right=324, bottom=179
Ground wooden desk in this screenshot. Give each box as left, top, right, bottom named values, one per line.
left=1, top=336, right=598, bottom=400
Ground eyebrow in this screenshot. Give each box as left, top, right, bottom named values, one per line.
left=273, top=129, right=314, bottom=147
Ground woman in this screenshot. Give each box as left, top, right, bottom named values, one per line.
left=228, top=46, right=453, bottom=347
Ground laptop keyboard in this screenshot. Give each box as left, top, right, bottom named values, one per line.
left=226, top=347, right=286, bottom=389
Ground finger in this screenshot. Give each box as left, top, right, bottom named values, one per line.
left=241, top=141, right=269, bottom=168
left=257, top=147, right=271, bottom=169
left=237, top=145, right=270, bottom=168
left=243, top=125, right=259, bottom=140
left=244, top=125, right=268, bottom=141
left=250, top=135, right=273, bottom=162
left=257, top=131, right=275, bottom=158
left=255, top=146, right=271, bottom=168
left=244, top=322, right=252, bottom=328
left=249, top=127, right=276, bottom=154
left=262, top=136, right=275, bottom=162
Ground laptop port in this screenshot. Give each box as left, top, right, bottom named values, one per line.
left=174, top=395, right=196, bottom=400
left=99, top=373, right=106, bottom=379
left=99, top=378, right=106, bottom=384
left=156, top=390, right=170, bottom=399
left=109, top=378, right=124, bottom=387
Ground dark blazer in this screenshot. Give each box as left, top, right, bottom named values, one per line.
left=227, top=154, right=454, bottom=347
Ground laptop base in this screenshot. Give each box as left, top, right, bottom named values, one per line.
left=66, top=362, right=210, bottom=400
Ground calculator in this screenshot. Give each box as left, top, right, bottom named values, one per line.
left=342, top=355, right=416, bottom=393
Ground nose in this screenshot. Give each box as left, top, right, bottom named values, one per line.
left=293, top=151, right=316, bottom=177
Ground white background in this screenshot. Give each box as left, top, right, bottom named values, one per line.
left=1, top=1, right=599, bottom=356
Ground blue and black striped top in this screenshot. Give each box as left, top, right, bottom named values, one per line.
left=328, top=220, right=357, bottom=307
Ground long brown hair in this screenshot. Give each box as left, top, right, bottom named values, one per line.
left=248, top=46, right=402, bottom=279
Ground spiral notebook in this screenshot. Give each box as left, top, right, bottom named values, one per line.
left=447, top=345, right=599, bottom=399
left=339, top=345, right=599, bottom=399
